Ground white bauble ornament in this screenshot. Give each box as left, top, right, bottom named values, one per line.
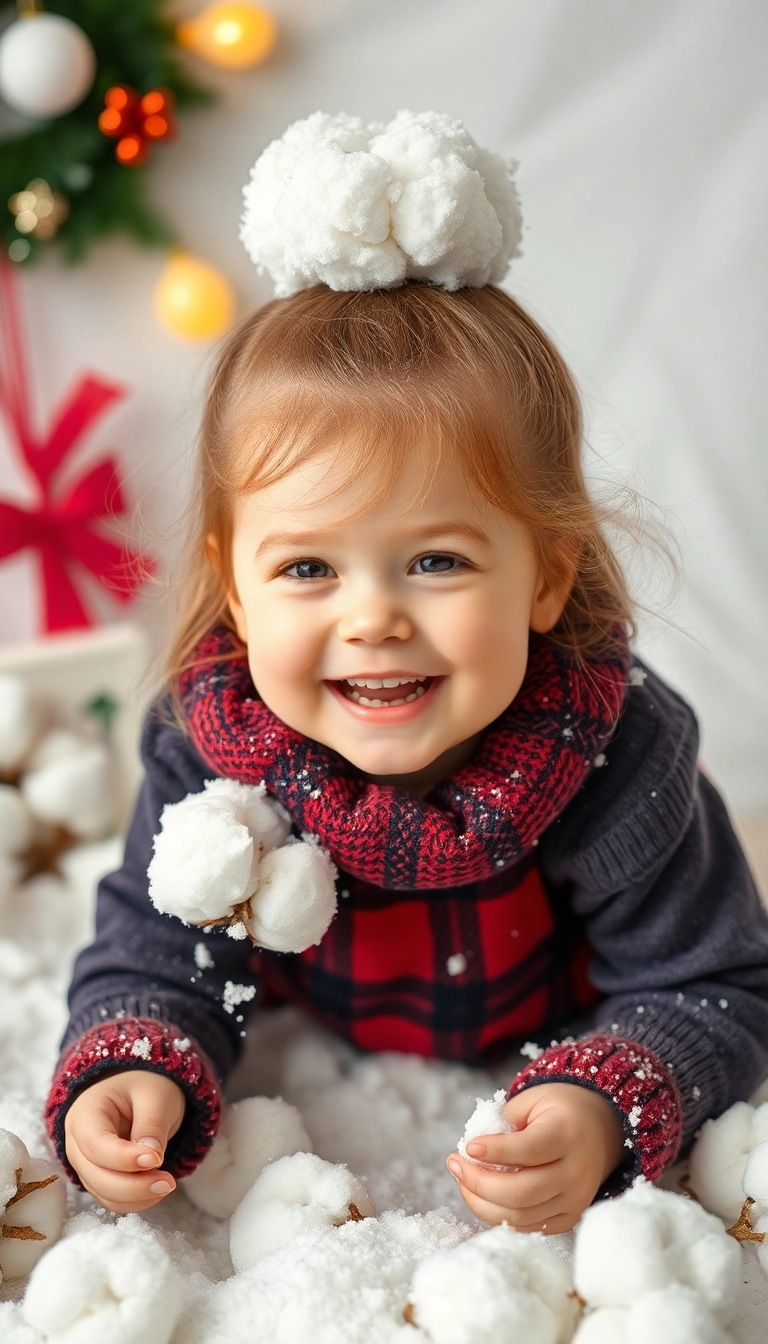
left=0, top=1128, right=66, bottom=1283
left=0, top=14, right=96, bottom=119
left=182, top=1095, right=312, bottom=1218
left=229, top=1151, right=375, bottom=1270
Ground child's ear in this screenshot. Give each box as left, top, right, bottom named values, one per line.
left=206, top=533, right=248, bottom=644
left=529, top=548, right=576, bottom=634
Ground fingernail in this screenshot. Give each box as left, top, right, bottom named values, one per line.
left=447, top=1160, right=461, bottom=1178
left=134, top=1137, right=163, bottom=1154
left=466, top=1141, right=486, bottom=1158
left=136, top=1152, right=160, bottom=1168
left=150, top=1181, right=173, bottom=1195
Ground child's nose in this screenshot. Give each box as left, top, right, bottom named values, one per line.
left=337, top=594, right=413, bottom=644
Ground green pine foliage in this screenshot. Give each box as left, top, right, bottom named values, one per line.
left=0, top=0, right=214, bottom=262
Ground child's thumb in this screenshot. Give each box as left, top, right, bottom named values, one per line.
left=130, top=1104, right=171, bottom=1157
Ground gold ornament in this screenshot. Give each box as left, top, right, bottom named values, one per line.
left=177, top=3, right=277, bottom=70
left=9, top=179, right=68, bottom=241
left=152, top=251, right=235, bottom=341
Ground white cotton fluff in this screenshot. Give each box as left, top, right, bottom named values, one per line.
left=0, top=784, right=34, bottom=856
left=409, top=1224, right=578, bottom=1344
left=182, top=1094, right=312, bottom=1218
left=21, top=730, right=114, bottom=838
left=689, top=1100, right=768, bottom=1221
left=742, top=1139, right=768, bottom=1208
left=0, top=1128, right=66, bottom=1281
left=147, top=779, right=293, bottom=927
left=0, top=674, right=41, bottom=771
left=229, top=1150, right=375, bottom=1271
left=457, top=1087, right=513, bottom=1162
left=573, top=1179, right=741, bottom=1325
left=244, top=839, right=338, bottom=953
left=574, top=1285, right=734, bottom=1344
left=240, top=109, right=522, bottom=297
left=0, top=851, right=21, bottom=903
left=21, top=1223, right=183, bottom=1344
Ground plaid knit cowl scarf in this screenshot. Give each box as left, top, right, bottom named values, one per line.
left=179, top=626, right=630, bottom=890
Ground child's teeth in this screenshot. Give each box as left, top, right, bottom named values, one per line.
left=350, top=691, right=360, bottom=701
left=405, top=693, right=417, bottom=702
left=415, top=686, right=426, bottom=697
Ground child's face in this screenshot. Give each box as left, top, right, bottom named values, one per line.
left=226, top=448, right=567, bottom=790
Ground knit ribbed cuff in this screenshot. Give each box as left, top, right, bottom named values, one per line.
left=508, top=1034, right=682, bottom=1197
left=45, top=1016, right=222, bottom=1190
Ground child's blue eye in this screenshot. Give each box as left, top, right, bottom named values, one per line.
left=283, top=559, right=334, bottom=580
left=412, top=553, right=466, bottom=575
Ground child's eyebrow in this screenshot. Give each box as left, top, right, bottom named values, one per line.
left=254, top=521, right=492, bottom=558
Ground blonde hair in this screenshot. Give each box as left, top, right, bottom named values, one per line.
left=165, top=282, right=639, bottom=696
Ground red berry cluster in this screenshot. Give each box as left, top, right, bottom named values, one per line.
left=98, top=86, right=177, bottom=166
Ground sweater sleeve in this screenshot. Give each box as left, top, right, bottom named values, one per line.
left=509, top=662, right=768, bottom=1196
left=44, top=701, right=261, bottom=1186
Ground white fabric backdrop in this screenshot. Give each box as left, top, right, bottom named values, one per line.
left=1, top=0, right=766, bottom=809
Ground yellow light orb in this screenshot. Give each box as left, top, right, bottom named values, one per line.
left=153, top=253, right=235, bottom=341
left=177, top=3, right=277, bottom=70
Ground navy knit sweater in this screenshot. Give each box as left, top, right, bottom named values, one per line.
left=45, top=661, right=768, bottom=1196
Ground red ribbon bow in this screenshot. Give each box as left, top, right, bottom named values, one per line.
left=0, top=260, right=154, bottom=632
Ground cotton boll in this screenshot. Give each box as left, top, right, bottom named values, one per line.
left=22, top=1223, right=183, bottom=1344
left=22, top=732, right=114, bottom=838
left=245, top=839, right=337, bottom=953
left=689, top=1101, right=768, bottom=1221
left=573, top=1180, right=741, bottom=1324
left=742, top=1140, right=768, bottom=1209
left=230, top=1151, right=374, bottom=1270
left=0, top=785, right=34, bottom=857
left=0, top=1130, right=66, bottom=1281
left=409, top=1224, right=578, bottom=1344
left=182, top=1095, right=312, bottom=1218
left=0, top=851, right=21, bottom=903
left=201, top=778, right=291, bottom=856
left=148, top=793, right=256, bottom=925
left=0, top=675, right=40, bottom=771
left=623, top=1284, right=734, bottom=1344
left=457, top=1088, right=513, bottom=1161
left=573, top=1307, right=629, bottom=1343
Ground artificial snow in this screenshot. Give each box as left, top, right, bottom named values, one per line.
left=1, top=832, right=768, bottom=1341
left=240, top=110, right=522, bottom=296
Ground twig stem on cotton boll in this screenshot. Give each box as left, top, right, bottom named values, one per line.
left=2, top=1167, right=59, bottom=1241
left=726, top=1197, right=766, bottom=1243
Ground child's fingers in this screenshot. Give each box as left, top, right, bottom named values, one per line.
left=456, top=1180, right=566, bottom=1230
left=67, top=1104, right=162, bottom=1173
left=67, top=1131, right=176, bottom=1210
left=466, top=1117, right=562, bottom=1169
left=447, top=1153, right=560, bottom=1209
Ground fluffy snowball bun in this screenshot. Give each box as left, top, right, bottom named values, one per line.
left=22, top=1224, right=183, bottom=1344
left=689, top=1100, right=768, bottom=1221
left=573, top=1179, right=740, bottom=1325
left=409, top=1224, right=578, bottom=1344
left=182, top=1095, right=312, bottom=1218
left=240, top=110, right=522, bottom=297
left=0, top=1128, right=66, bottom=1282
left=230, top=1151, right=375, bottom=1270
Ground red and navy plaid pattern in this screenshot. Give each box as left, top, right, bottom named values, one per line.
left=179, top=627, right=630, bottom=890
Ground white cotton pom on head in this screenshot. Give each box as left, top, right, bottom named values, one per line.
left=21, top=730, right=115, bottom=839
left=245, top=839, right=337, bottom=952
left=689, top=1100, right=768, bottom=1221
left=0, top=784, right=34, bottom=857
left=229, top=1151, right=375, bottom=1270
left=573, top=1180, right=741, bottom=1325
left=0, top=674, right=41, bottom=771
left=182, top=1095, right=312, bottom=1218
left=409, top=1224, right=578, bottom=1344
left=240, top=110, right=522, bottom=297
left=457, top=1088, right=513, bottom=1162
left=742, top=1139, right=768, bottom=1208
left=148, top=791, right=256, bottom=925
left=22, top=1223, right=183, bottom=1344
left=0, top=1129, right=66, bottom=1281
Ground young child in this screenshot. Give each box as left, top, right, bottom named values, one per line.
left=45, top=112, right=768, bottom=1235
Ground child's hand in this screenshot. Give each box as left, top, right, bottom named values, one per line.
left=64, top=1069, right=186, bottom=1213
left=446, top=1082, right=626, bottom=1235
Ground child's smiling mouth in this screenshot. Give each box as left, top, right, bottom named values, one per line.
left=327, top=675, right=438, bottom=710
